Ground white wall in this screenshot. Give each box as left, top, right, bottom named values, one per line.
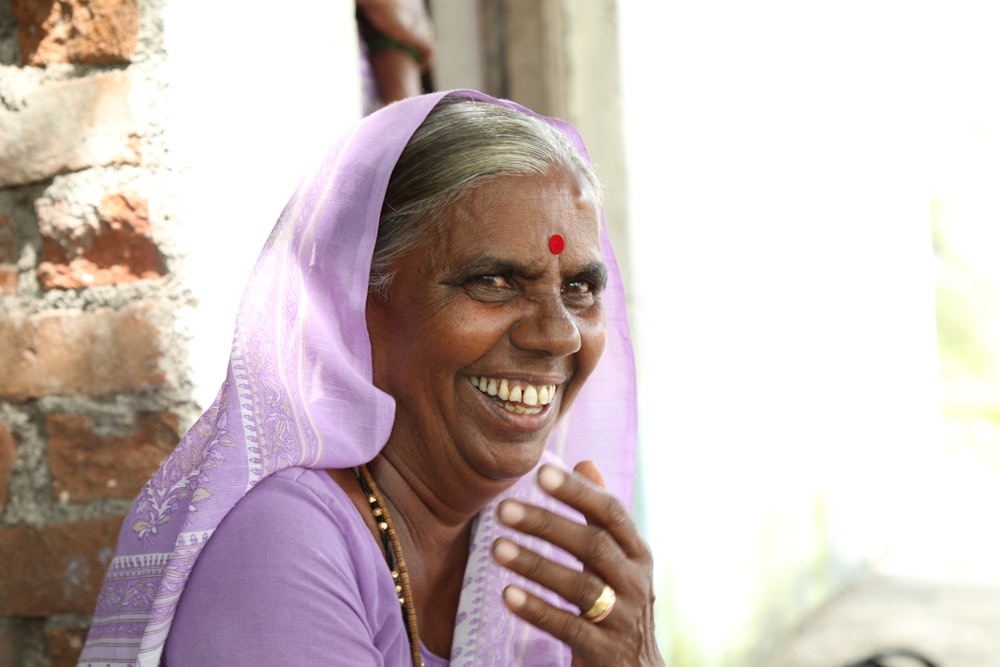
left=162, top=0, right=363, bottom=409
left=618, top=1, right=943, bottom=662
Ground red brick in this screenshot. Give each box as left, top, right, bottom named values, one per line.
left=38, top=192, right=166, bottom=290
left=0, top=305, right=165, bottom=401
left=0, top=266, right=16, bottom=295
left=0, top=423, right=16, bottom=514
left=45, top=626, right=89, bottom=667
left=98, top=193, right=151, bottom=235
left=0, top=517, right=121, bottom=616
left=48, top=411, right=178, bottom=502
left=12, top=0, right=138, bottom=66
left=0, top=72, right=139, bottom=187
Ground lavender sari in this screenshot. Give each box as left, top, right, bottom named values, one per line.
left=77, top=90, right=637, bottom=667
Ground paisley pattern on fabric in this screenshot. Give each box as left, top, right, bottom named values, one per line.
left=128, top=398, right=233, bottom=544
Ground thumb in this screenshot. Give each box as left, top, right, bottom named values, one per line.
left=573, top=460, right=606, bottom=489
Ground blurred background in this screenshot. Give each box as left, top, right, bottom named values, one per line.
left=1, top=0, right=998, bottom=665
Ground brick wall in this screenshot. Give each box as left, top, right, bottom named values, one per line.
left=0, top=2, right=195, bottom=665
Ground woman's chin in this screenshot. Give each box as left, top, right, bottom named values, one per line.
left=464, top=434, right=552, bottom=485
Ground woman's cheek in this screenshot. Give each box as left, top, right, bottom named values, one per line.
left=558, top=314, right=606, bottom=414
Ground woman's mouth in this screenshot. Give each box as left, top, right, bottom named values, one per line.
left=468, top=376, right=558, bottom=415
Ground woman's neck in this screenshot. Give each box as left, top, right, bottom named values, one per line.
left=330, top=455, right=493, bottom=659
left=365, top=454, right=476, bottom=658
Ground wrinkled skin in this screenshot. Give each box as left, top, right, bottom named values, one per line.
left=494, top=461, right=665, bottom=666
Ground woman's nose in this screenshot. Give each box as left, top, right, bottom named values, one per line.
left=510, top=296, right=582, bottom=357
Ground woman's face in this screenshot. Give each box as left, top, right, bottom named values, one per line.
left=367, top=163, right=607, bottom=484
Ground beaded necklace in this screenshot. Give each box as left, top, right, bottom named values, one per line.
left=356, top=464, right=424, bottom=667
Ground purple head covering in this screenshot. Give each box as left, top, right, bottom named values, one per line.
left=77, top=90, right=636, bottom=666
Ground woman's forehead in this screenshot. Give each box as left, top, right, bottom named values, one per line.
left=436, top=169, right=602, bottom=260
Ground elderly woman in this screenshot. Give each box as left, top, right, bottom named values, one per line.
left=78, top=91, right=661, bottom=666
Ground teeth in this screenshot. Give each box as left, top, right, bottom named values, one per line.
left=469, top=376, right=558, bottom=410
left=523, top=386, right=538, bottom=406
left=503, top=402, right=543, bottom=415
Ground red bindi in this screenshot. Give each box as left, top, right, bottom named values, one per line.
left=548, top=233, right=565, bottom=255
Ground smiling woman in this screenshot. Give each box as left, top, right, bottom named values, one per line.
left=76, top=92, right=657, bottom=667
left=367, top=166, right=607, bottom=486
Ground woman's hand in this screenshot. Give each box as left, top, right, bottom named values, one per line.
left=493, top=461, right=665, bottom=666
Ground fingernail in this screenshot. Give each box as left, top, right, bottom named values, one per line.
left=493, top=539, right=519, bottom=564
left=498, top=500, right=526, bottom=525
left=504, top=585, right=527, bottom=608
left=538, top=465, right=567, bottom=492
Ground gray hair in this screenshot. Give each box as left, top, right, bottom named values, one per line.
left=368, top=97, right=601, bottom=296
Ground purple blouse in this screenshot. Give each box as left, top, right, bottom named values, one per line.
left=164, top=466, right=448, bottom=666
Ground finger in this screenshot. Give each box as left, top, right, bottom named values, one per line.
left=497, top=499, right=628, bottom=582
left=573, top=460, right=605, bottom=489
left=502, top=584, right=604, bottom=662
left=538, top=464, right=651, bottom=562
left=492, top=538, right=607, bottom=616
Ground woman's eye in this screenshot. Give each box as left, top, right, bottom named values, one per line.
left=472, top=275, right=510, bottom=289
left=463, top=274, right=515, bottom=302
left=562, top=279, right=598, bottom=308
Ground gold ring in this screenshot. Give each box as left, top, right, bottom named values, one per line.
left=582, top=584, right=616, bottom=623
